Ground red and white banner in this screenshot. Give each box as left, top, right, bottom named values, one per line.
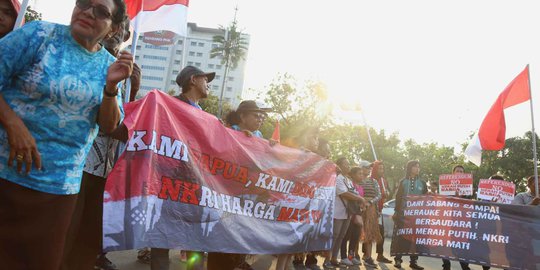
left=102, top=91, right=336, bottom=253
left=477, top=179, right=515, bottom=204
left=438, top=174, right=473, bottom=196
left=126, top=0, right=188, bottom=36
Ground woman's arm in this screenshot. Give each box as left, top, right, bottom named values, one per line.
left=98, top=51, right=133, bottom=134
left=0, top=95, right=41, bottom=173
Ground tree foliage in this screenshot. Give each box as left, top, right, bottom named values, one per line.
left=253, top=74, right=537, bottom=197
left=24, top=6, right=42, bottom=23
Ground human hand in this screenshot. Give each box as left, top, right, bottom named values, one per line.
left=5, top=116, right=41, bottom=174
left=106, top=51, right=133, bottom=86
left=242, top=130, right=253, bottom=137
left=269, top=139, right=279, bottom=146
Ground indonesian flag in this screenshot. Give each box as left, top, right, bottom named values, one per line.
left=465, top=65, right=531, bottom=166
left=271, top=120, right=280, bottom=142
left=126, top=0, right=189, bottom=36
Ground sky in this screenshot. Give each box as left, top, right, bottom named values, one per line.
left=30, top=0, right=540, bottom=150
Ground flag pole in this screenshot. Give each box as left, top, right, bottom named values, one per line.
left=124, top=30, right=139, bottom=103
left=360, top=108, right=378, bottom=161
left=527, top=64, right=539, bottom=197
left=14, top=0, right=30, bottom=30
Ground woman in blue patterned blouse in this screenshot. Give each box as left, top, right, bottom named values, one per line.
left=0, top=0, right=131, bottom=269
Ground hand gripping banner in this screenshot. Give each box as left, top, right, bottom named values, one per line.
left=102, top=90, right=336, bottom=254
left=390, top=195, right=540, bottom=269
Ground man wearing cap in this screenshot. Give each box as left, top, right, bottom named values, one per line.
left=0, top=0, right=20, bottom=38
left=150, top=65, right=214, bottom=270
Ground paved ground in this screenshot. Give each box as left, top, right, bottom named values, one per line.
left=107, top=237, right=500, bottom=270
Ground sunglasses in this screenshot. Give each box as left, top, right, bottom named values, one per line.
left=250, top=112, right=267, bottom=120
left=76, top=0, right=113, bottom=20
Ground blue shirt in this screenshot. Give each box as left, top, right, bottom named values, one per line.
left=0, top=21, right=123, bottom=194
left=231, top=124, right=263, bottom=138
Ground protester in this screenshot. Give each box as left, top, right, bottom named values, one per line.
left=323, top=157, right=366, bottom=269
left=206, top=101, right=273, bottom=270
left=225, top=100, right=271, bottom=138
left=441, top=164, right=473, bottom=270
left=0, top=0, right=130, bottom=268
left=60, top=16, right=139, bottom=270
left=149, top=65, right=214, bottom=270
left=393, top=160, right=426, bottom=270
left=0, top=0, right=19, bottom=38
left=369, top=160, right=393, bottom=263
left=512, top=175, right=540, bottom=206
left=340, top=164, right=369, bottom=267
left=357, top=160, right=382, bottom=268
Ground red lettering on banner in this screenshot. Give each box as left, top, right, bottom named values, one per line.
left=159, top=176, right=182, bottom=201
left=180, top=182, right=200, bottom=205
left=158, top=176, right=200, bottom=205
left=211, top=157, right=226, bottom=174
left=235, top=167, right=248, bottom=184
left=290, top=182, right=316, bottom=198
left=276, top=207, right=322, bottom=223
left=190, top=149, right=249, bottom=185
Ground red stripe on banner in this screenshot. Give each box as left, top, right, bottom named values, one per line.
left=126, top=0, right=189, bottom=19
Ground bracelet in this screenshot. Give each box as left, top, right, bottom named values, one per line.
left=103, top=85, right=118, bottom=97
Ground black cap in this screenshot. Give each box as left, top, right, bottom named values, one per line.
left=236, top=100, right=272, bottom=113
left=176, top=66, right=215, bottom=87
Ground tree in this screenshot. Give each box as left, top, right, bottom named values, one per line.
left=25, top=6, right=42, bottom=23
left=210, top=8, right=248, bottom=118
left=200, top=93, right=232, bottom=117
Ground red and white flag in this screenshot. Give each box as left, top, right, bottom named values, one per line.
left=465, top=65, right=531, bottom=166
left=126, top=0, right=189, bottom=36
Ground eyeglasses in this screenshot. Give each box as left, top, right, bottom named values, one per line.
left=76, top=0, right=113, bottom=20
left=250, top=112, right=267, bottom=120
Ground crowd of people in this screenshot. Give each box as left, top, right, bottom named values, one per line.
left=1, top=1, right=539, bottom=270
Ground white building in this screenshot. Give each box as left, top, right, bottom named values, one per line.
left=129, top=23, right=250, bottom=106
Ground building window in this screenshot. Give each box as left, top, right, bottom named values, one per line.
left=227, top=87, right=232, bottom=92
left=195, top=62, right=201, bottom=67
left=140, top=85, right=155, bottom=90
left=212, top=44, right=218, bottom=49
left=136, top=45, right=141, bottom=49
left=142, top=55, right=167, bottom=61
left=174, top=60, right=181, bottom=64
left=190, top=41, right=197, bottom=46
left=228, top=77, right=234, bottom=81
left=177, top=40, right=183, bottom=45
left=135, top=55, right=139, bottom=60
left=176, top=50, right=182, bottom=55
left=187, top=61, right=193, bottom=65
left=225, top=97, right=231, bottom=102
left=142, top=75, right=164, bottom=81
left=196, top=52, right=203, bottom=57
left=171, top=80, right=175, bottom=84
left=216, top=65, right=222, bottom=69
left=189, top=51, right=195, bottom=56
left=144, top=44, right=169, bottom=50
left=216, top=75, right=221, bottom=80
left=208, top=64, right=214, bottom=69
left=212, top=85, right=219, bottom=90
left=141, top=65, right=165, bottom=71
left=198, top=42, right=204, bottom=47
left=172, top=70, right=179, bottom=74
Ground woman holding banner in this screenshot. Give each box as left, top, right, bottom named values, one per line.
left=392, top=160, right=426, bottom=270
left=0, top=0, right=130, bottom=268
